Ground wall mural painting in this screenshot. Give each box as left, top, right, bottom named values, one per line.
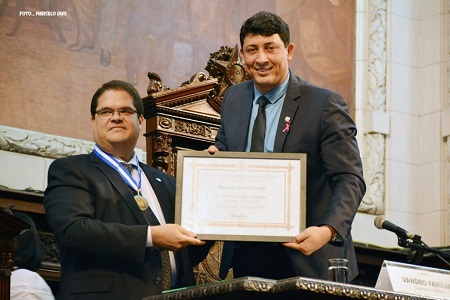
left=0, top=0, right=355, bottom=150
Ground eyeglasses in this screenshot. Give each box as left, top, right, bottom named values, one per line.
left=95, top=108, right=137, bottom=119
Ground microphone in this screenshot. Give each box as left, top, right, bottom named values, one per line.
left=374, top=215, right=416, bottom=239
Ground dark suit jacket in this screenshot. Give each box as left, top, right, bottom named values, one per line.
left=44, top=152, right=203, bottom=299
left=216, top=73, right=366, bottom=281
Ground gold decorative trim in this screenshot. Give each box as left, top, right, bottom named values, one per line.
left=145, top=276, right=432, bottom=300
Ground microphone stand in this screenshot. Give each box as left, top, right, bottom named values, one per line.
left=397, top=234, right=450, bottom=268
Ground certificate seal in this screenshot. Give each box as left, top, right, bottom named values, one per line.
left=134, top=195, right=149, bottom=211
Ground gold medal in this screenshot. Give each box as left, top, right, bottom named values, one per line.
left=134, top=194, right=149, bottom=211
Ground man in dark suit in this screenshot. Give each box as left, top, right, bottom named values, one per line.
left=44, top=80, right=206, bottom=299
left=208, top=11, right=366, bottom=282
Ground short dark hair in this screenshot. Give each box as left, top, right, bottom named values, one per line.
left=90, top=80, right=144, bottom=118
left=240, top=11, right=290, bottom=49
left=12, top=212, right=42, bottom=272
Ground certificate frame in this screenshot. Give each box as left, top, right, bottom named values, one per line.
left=175, top=151, right=307, bottom=242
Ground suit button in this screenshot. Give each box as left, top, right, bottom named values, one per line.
left=155, top=277, right=162, bottom=284
left=153, top=248, right=160, bottom=255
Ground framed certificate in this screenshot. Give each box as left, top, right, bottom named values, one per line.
left=175, top=151, right=306, bottom=242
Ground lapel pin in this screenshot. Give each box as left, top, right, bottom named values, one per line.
left=156, top=178, right=161, bottom=182
left=282, top=116, right=291, bottom=133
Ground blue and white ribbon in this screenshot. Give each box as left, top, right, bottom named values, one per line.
left=93, top=145, right=142, bottom=192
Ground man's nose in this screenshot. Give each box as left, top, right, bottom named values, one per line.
left=256, top=50, right=268, bottom=63
left=110, top=110, right=123, bottom=120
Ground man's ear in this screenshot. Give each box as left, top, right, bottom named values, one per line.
left=287, top=43, right=295, bottom=61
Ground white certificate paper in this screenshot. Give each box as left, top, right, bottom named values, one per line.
left=175, top=151, right=306, bottom=242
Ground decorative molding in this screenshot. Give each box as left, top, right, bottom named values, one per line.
left=193, top=241, right=233, bottom=284
left=155, top=115, right=218, bottom=142
left=447, top=138, right=450, bottom=245
left=448, top=0, right=450, bottom=104
left=40, top=233, right=60, bottom=265
left=363, top=111, right=390, bottom=135
left=446, top=0, right=450, bottom=245
left=149, top=132, right=172, bottom=173
left=360, top=134, right=385, bottom=214
left=441, top=107, right=450, bottom=138
left=0, top=125, right=146, bottom=162
left=0, top=125, right=94, bottom=159
left=358, top=0, right=387, bottom=214
left=145, top=276, right=432, bottom=300
left=367, top=0, right=387, bottom=113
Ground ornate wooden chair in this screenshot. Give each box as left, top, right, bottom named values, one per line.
left=143, top=45, right=249, bottom=283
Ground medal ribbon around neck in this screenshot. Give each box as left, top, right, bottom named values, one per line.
left=93, top=145, right=142, bottom=193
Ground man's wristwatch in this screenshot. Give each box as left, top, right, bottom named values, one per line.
left=321, top=224, right=338, bottom=244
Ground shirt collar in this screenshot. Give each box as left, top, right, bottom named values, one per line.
left=253, top=71, right=290, bottom=104
left=117, top=153, right=138, bottom=166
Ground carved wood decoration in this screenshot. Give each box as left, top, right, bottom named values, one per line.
left=205, top=45, right=250, bottom=113
left=143, top=45, right=249, bottom=283
left=0, top=189, right=61, bottom=295
left=143, top=45, right=249, bottom=175
left=143, top=77, right=219, bottom=175
left=0, top=208, right=30, bottom=300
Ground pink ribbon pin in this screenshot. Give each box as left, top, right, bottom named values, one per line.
left=282, top=116, right=291, bottom=133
